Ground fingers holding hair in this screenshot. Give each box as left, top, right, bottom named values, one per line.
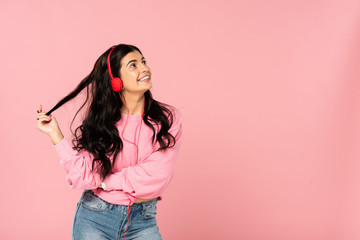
left=37, top=105, right=51, bottom=120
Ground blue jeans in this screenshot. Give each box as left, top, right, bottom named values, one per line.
left=72, top=190, right=162, bottom=240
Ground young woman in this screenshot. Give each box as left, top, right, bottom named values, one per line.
left=36, top=44, right=182, bottom=240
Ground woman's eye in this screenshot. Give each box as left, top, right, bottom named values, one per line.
left=130, top=61, right=146, bottom=68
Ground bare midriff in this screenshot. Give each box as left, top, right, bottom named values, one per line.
left=134, top=197, right=157, bottom=203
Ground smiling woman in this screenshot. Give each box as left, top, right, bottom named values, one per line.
left=36, top=43, right=182, bottom=240
left=119, top=50, right=153, bottom=98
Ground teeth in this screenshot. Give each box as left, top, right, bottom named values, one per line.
left=139, top=76, right=150, bottom=81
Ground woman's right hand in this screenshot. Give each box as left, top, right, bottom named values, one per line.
left=36, top=105, right=61, bottom=136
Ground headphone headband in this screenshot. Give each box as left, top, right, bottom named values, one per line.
left=107, top=47, right=116, bottom=79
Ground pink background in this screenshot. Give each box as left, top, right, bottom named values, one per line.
left=0, top=0, right=359, bottom=239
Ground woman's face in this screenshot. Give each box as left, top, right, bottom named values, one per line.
left=119, top=51, right=152, bottom=93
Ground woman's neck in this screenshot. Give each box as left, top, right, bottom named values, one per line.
left=120, top=93, right=145, bottom=115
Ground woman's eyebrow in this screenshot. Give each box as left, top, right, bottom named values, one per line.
left=126, top=57, right=145, bottom=67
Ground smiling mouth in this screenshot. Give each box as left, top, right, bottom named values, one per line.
left=138, top=75, right=151, bottom=82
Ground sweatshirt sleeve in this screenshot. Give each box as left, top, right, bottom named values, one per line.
left=102, top=108, right=183, bottom=199
left=52, top=137, right=102, bottom=189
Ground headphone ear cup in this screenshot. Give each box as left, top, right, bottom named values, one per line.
left=111, top=77, right=123, bottom=92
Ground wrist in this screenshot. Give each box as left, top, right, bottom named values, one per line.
left=49, top=130, right=64, bottom=145
left=101, top=181, right=107, bottom=190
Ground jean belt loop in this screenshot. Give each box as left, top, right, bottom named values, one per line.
left=108, top=203, right=114, bottom=210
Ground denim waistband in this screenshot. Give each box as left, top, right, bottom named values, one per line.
left=131, top=197, right=159, bottom=206
left=82, top=190, right=159, bottom=210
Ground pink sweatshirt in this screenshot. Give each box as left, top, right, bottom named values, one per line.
left=52, top=106, right=182, bottom=206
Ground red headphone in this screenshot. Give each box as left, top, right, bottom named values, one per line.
left=107, top=46, right=123, bottom=91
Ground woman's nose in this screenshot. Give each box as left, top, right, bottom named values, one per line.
left=141, top=64, right=150, bottom=73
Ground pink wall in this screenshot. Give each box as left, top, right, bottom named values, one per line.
left=0, top=1, right=359, bottom=239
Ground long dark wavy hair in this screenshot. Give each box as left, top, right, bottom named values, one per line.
left=46, top=44, right=177, bottom=179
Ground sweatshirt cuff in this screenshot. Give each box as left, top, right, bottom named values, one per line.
left=52, top=137, right=77, bottom=160
left=102, top=175, right=116, bottom=191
